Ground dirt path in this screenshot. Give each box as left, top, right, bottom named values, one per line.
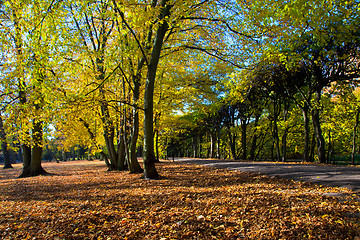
left=175, top=158, right=360, bottom=192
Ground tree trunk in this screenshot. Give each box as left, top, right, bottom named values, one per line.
left=128, top=61, right=143, bottom=173
left=14, top=11, right=31, bottom=176
left=310, top=133, right=316, bottom=162
left=19, top=75, right=46, bottom=177
left=228, top=130, right=237, bottom=160
left=273, top=116, right=281, bottom=161
left=250, top=114, right=260, bottom=161
left=155, top=130, right=160, bottom=162
left=117, top=131, right=126, bottom=170
left=351, top=108, right=360, bottom=165
left=100, top=86, right=118, bottom=170
left=198, top=134, right=202, bottom=158
left=210, top=130, right=216, bottom=158
left=311, top=91, right=326, bottom=164
left=80, top=118, right=111, bottom=169
left=125, top=117, right=142, bottom=173
left=302, top=106, right=310, bottom=162
left=192, top=135, right=198, bottom=158
left=241, top=120, right=247, bottom=160
left=142, top=0, right=171, bottom=179
left=270, top=140, right=275, bottom=162
left=326, top=129, right=332, bottom=164
left=281, top=130, right=288, bottom=162
left=216, top=126, right=220, bottom=159
left=281, top=102, right=289, bottom=162
left=30, top=119, right=46, bottom=176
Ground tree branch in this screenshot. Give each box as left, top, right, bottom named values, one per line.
left=184, top=45, right=244, bottom=69
left=112, top=0, right=150, bottom=67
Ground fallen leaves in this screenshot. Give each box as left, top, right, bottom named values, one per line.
left=0, top=160, right=360, bottom=239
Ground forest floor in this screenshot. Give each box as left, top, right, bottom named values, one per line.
left=1, top=160, right=360, bottom=240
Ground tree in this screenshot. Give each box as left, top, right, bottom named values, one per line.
left=238, top=0, right=360, bottom=163
left=0, top=0, right=64, bottom=176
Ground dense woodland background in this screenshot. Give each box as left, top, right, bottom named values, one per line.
left=0, top=0, right=360, bottom=178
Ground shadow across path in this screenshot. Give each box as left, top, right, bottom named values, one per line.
left=175, top=158, right=360, bottom=192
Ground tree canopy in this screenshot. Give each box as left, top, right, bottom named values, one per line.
left=0, top=0, right=359, bottom=177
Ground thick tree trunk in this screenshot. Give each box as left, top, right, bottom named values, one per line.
left=1, top=141, right=12, bottom=169
left=142, top=0, right=171, bottom=180
left=117, top=132, right=126, bottom=170
left=30, top=119, right=46, bottom=176
left=351, top=108, right=360, bottom=165
left=19, top=84, right=46, bottom=177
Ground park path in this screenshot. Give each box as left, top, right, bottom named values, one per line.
left=175, top=158, right=360, bottom=192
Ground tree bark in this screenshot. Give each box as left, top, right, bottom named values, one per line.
left=30, top=118, right=46, bottom=176
left=117, top=130, right=126, bottom=170
left=143, top=1, right=171, bottom=179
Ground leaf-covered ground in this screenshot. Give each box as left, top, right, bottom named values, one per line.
left=1, top=160, right=359, bottom=240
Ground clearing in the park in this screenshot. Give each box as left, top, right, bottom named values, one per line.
left=0, top=160, right=359, bottom=239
